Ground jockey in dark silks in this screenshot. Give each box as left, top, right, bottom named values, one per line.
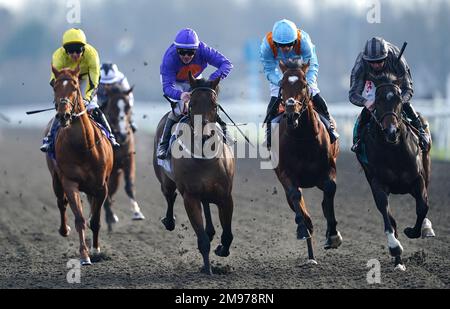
left=350, top=37, right=430, bottom=153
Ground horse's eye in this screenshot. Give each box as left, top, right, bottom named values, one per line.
left=386, top=92, right=394, bottom=101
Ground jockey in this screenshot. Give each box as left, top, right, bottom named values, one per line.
left=157, top=28, right=233, bottom=160
left=261, top=19, right=339, bottom=149
left=350, top=37, right=430, bottom=152
left=40, top=28, right=119, bottom=152
left=98, top=62, right=138, bottom=132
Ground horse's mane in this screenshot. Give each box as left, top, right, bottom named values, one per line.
left=283, top=58, right=304, bottom=70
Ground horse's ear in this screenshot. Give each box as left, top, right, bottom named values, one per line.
left=301, top=59, right=310, bottom=74
left=52, top=65, right=60, bottom=78
left=279, top=61, right=287, bottom=73
left=188, top=71, right=196, bottom=87
left=71, top=65, right=81, bottom=77
left=211, top=76, right=221, bottom=90
left=124, top=85, right=134, bottom=96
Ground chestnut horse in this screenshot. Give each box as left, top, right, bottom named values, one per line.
left=153, top=72, right=235, bottom=274
left=356, top=73, right=434, bottom=271
left=101, top=85, right=145, bottom=232
left=273, top=59, right=342, bottom=264
left=45, top=66, right=113, bottom=265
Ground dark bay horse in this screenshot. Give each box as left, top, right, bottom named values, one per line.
left=356, top=73, right=434, bottom=271
left=45, top=66, right=113, bottom=265
left=101, top=85, right=145, bottom=231
left=273, top=59, right=342, bottom=264
left=153, top=72, right=235, bottom=275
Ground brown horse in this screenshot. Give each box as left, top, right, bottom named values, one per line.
left=272, top=59, right=342, bottom=264
left=153, top=72, right=235, bottom=274
left=356, top=73, right=434, bottom=271
left=45, top=66, right=113, bottom=265
left=101, top=85, right=145, bottom=232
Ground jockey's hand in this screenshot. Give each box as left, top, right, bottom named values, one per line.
left=181, top=92, right=191, bottom=103
left=177, top=100, right=189, bottom=115
left=83, top=98, right=90, bottom=107
left=364, top=100, right=375, bottom=111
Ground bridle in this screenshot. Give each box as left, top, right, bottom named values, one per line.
left=54, top=77, right=86, bottom=121
left=370, top=83, right=402, bottom=129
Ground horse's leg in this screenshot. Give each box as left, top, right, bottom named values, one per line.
left=124, top=155, right=145, bottom=220
left=318, top=177, right=342, bottom=249
left=53, top=173, right=70, bottom=237
left=183, top=193, right=211, bottom=275
left=370, top=178, right=405, bottom=271
left=404, top=177, right=434, bottom=239
left=161, top=180, right=177, bottom=231
left=202, top=201, right=216, bottom=242
left=89, top=185, right=108, bottom=255
left=63, top=180, right=91, bottom=265
left=214, top=196, right=234, bottom=257
left=279, top=174, right=315, bottom=263
left=104, top=168, right=120, bottom=232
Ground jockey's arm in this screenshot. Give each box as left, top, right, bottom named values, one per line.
left=349, top=53, right=368, bottom=107
left=397, top=56, right=414, bottom=103
left=161, top=72, right=182, bottom=101
left=202, top=44, right=233, bottom=81
left=84, top=48, right=100, bottom=102
left=260, top=36, right=282, bottom=86
left=301, top=31, right=319, bottom=87
left=121, top=77, right=134, bottom=107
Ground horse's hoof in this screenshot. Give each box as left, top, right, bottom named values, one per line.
left=404, top=227, right=421, bottom=239
left=200, top=266, right=212, bottom=275
left=132, top=211, right=145, bottom=221
left=306, top=259, right=318, bottom=265
left=324, top=231, right=343, bottom=249
left=59, top=225, right=71, bottom=237
left=421, top=218, right=436, bottom=238
left=214, top=244, right=230, bottom=257
left=161, top=217, right=175, bottom=231
left=394, top=264, right=406, bottom=272
left=80, top=257, right=92, bottom=266
left=389, top=245, right=403, bottom=257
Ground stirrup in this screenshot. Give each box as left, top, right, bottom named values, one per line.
left=351, top=139, right=360, bottom=153
left=156, top=144, right=169, bottom=160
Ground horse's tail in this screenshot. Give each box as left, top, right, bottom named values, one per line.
left=418, top=113, right=432, bottom=189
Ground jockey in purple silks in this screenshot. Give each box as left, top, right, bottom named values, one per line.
left=157, top=28, right=233, bottom=160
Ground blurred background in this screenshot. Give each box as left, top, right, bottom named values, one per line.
left=0, top=0, right=449, bottom=157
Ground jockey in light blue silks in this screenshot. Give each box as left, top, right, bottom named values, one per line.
left=156, top=28, right=233, bottom=160
left=260, top=19, right=339, bottom=149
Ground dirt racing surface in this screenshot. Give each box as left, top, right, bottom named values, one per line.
left=0, top=128, right=449, bottom=289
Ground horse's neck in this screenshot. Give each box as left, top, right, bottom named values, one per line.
left=289, top=103, right=320, bottom=138
left=67, top=111, right=97, bottom=151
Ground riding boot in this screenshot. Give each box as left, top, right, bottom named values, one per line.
left=217, top=115, right=234, bottom=144
left=351, top=108, right=371, bottom=153
left=92, top=107, right=120, bottom=148
left=403, top=102, right=430, bottom=151
left=157, top=117, right=177, bottom=159
left=40, top=117, right=60, bottom=153
left=312, top=94, right=339, bottom=143
left=264, top=96, right=281, bottom=150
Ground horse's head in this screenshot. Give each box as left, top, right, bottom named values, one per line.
left=279, top=59, right=311, bottom=129
left=52, top=65, right=83, bottom=128
left=102, top=85, right=134, bottom=144
left=370, top=73, right=403, bottom=144
left=188, top=71, right=220, bottom=139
